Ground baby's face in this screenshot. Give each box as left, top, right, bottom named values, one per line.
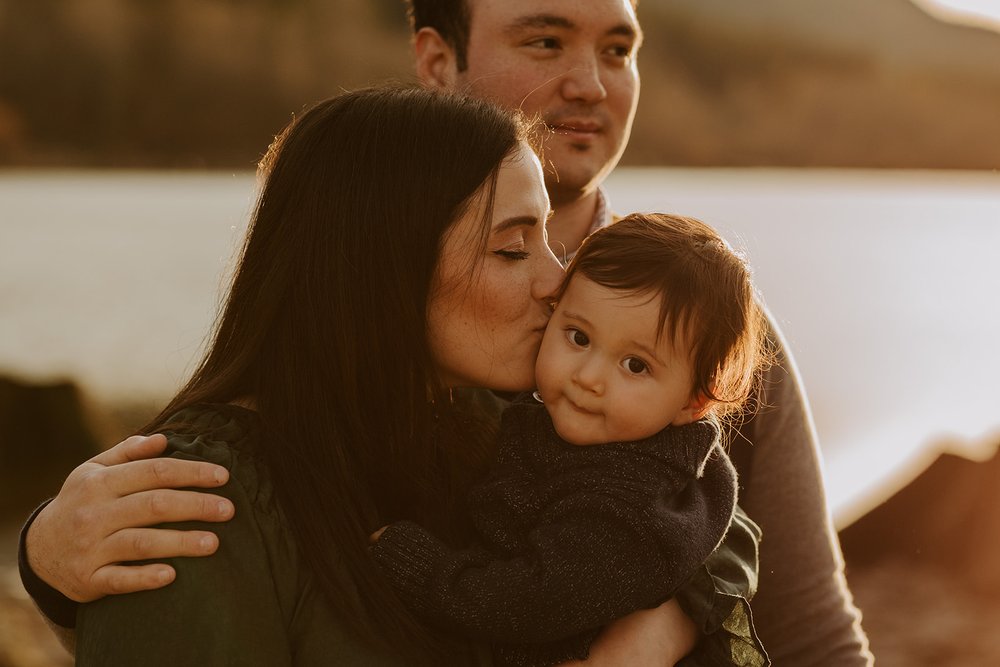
left=535, top=276, right=703, bottom=446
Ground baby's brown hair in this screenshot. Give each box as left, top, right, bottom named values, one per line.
left=562, top=213, right=772, bottom=420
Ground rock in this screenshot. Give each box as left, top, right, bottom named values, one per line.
left=839, top=446, right=1000, bottom=592
left=0, top=375, right=101, bottom=516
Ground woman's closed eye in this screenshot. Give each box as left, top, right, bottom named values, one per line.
left=493, top=247, right=530, bottom=261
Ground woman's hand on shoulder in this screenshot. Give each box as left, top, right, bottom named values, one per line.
left=27, top=434, right=235, bottom=602
left=557, top=598, right=697, bottom=666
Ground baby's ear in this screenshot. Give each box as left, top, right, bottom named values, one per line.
left=671, top=392, right=713, bottom=426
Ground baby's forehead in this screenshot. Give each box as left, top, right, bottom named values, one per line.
left=580, top=275, right=697, bottom=342
left=562, top=277, right=681, bottom=343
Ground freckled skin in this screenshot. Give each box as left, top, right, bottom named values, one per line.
left=427, top=143, right=564, bottom=391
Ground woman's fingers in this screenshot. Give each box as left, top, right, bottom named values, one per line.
left=579, top=600, right=697, bottom=666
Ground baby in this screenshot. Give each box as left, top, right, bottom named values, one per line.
left=372, top=213, right=772, bottom=666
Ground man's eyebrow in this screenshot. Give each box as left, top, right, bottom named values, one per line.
left=505, top=15, right=643, bottom=45
left=493, top=215, right=539, bottom=234
left=504, top=14, right=576, bottom=35
left=609, top=23, right=642, bottom=44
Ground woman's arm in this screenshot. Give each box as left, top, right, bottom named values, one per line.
left=20, top=434, right=234, bottom=623
left=558, top=599, right=698, bottom=667
left=736, top=315, right=873, bottom=665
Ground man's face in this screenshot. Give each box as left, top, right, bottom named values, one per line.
left=457, top=0, right=641, bottom=204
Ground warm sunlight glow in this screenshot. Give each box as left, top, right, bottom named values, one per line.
left=915, top=0, right=1000, bottom=30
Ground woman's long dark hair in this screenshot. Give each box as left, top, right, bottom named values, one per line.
left=144, top=86, right=525, bottom=659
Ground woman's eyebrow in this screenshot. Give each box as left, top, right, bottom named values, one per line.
left=494, top=215, right=539, bottom=233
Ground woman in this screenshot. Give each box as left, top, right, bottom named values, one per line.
left=20, top=86, right=711, bottom=664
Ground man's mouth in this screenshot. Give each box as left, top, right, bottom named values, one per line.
left=547, top=120, right=602, bottom=138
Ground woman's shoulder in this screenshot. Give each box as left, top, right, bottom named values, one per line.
left=161, top=403, right=258, bottom=460
left=160, top=403, right=277, bottom=513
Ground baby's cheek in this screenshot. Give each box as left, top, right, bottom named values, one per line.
left=534, top=337, right=558, bottom=388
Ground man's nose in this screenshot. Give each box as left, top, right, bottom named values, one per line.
left=560, top=56, right=607, bottom=104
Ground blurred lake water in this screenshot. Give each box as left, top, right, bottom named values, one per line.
left=2, top=168, right=999, bottom=525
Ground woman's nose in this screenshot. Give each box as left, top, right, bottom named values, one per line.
left=532, top=244, right=565, bottom=306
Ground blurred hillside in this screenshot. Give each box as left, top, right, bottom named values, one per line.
left=1, top=0, right=999, bottom=168
left=629, top=0, right=1000, bottom=167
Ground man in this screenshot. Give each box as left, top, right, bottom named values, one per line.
left=21, top=1, right=872, bottom=664
left=406, top=1, right=872, bottom=664
left=411, top=0, right=638, bottom=261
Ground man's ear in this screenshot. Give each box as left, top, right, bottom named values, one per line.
left=414, top=27, right=459, bottom=89
left=671, top=392, right=714, bottom=426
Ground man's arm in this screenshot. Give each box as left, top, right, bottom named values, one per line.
left=735, top=314, right=873, bottom=665
left=73, top=449, right=292, bottom=667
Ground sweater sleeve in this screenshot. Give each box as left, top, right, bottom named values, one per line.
left=370, top=452, right=736, bottom=651
left=74, top=446, right=294, bottom=667
left=735, top=312, right=873, bottom=665
left=18, top=499, right=79, bottom=630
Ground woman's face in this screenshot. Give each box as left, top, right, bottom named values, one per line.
left=427, top=142, right=564, bottom=392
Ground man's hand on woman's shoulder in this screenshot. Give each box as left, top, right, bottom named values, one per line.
left=26, top=433, right=235, bottom=602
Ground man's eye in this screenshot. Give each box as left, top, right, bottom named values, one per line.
left=567, top=328, right=589, bottom=347
left=609, top=45, right=631, bottom=57
left=527, top=37, right=560, bottom=50
left=623, top=357, right=648, bottom=374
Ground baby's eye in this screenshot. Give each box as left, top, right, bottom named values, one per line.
left=622, top=357, right=648, bottom=375
left=566, top=328, right=589, bottom=347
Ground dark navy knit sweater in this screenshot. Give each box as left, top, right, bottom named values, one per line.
left=371, top=393, right=738, bottom=667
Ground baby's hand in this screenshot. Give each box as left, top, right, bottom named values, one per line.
left=369, top=525, right=389, bottom=544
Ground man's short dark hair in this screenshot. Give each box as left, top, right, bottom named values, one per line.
left=406, top=1, right=640, bottom=73
left=407, top=0, right=473, bottom=71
